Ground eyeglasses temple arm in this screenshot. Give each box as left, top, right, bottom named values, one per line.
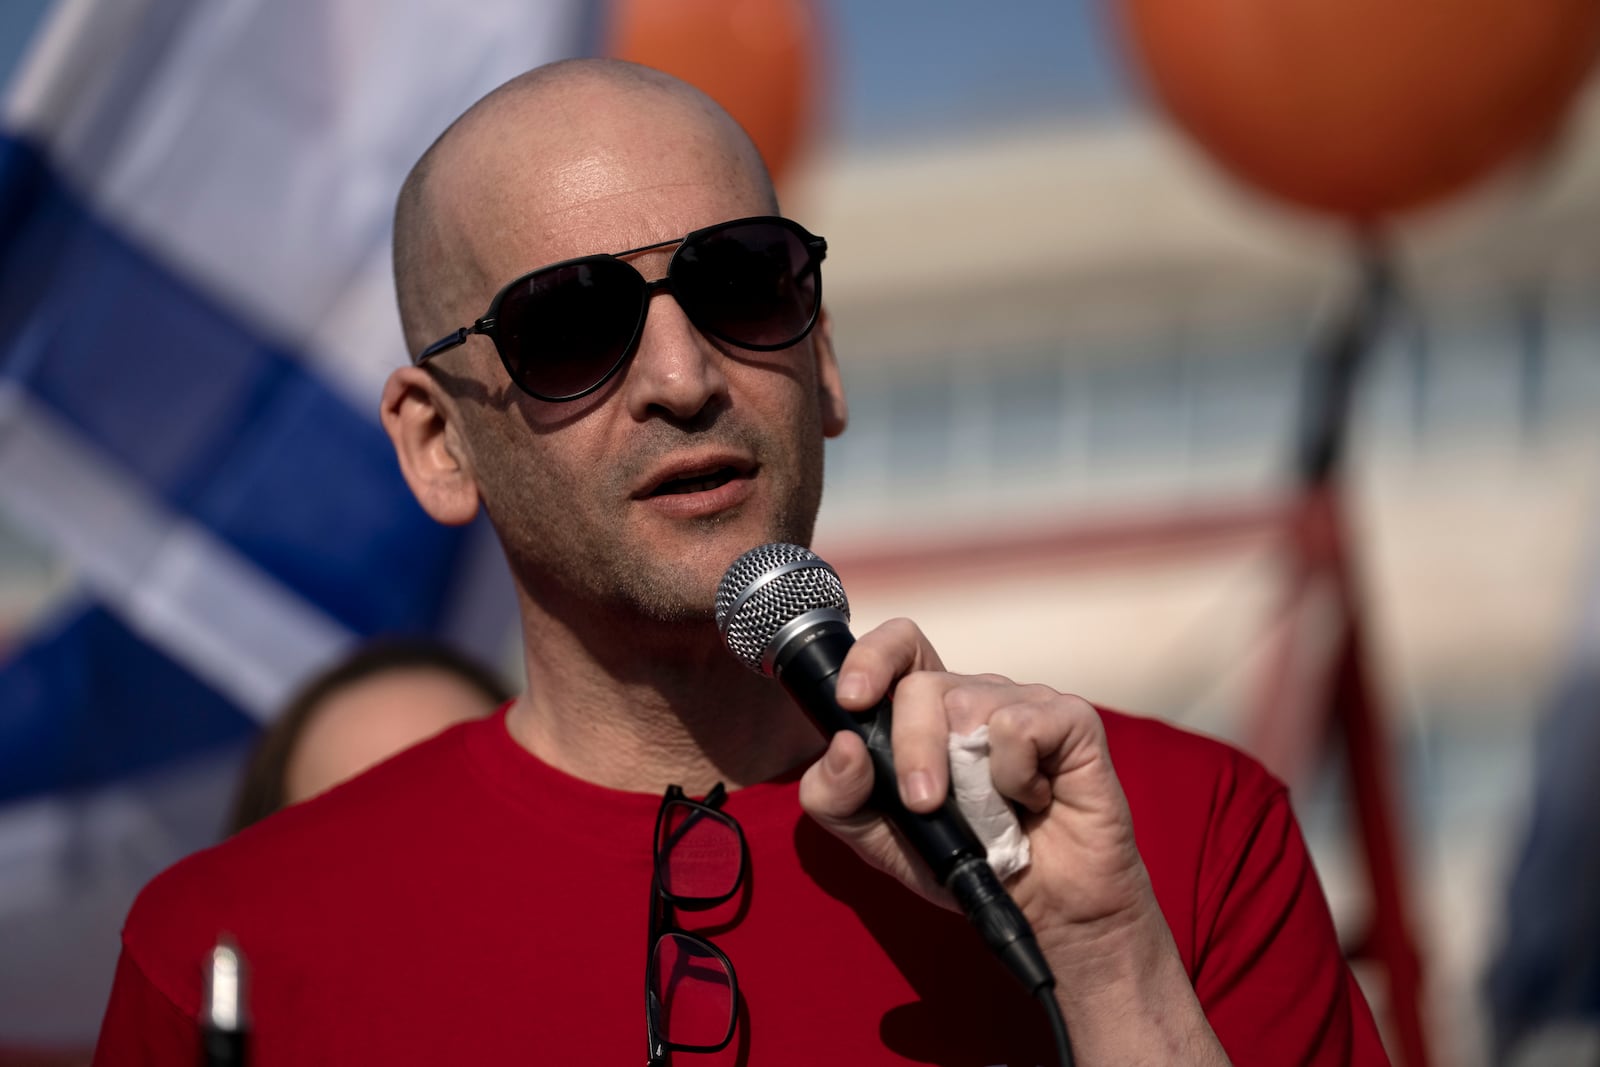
left=659, top=784, right=731, bottom=853
left=415, top=327, right=470, bottom=366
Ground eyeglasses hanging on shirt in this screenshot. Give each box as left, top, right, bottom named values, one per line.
left=645, top=782, right=748, bottom=1066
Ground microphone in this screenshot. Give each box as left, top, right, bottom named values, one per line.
left=715, top=542, right=1054, bottom=995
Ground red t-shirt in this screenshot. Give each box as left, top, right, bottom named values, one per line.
left=92, top=707, right=1389, bottom=1065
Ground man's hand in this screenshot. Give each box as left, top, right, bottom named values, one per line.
left=796, top=617, right=1231, bottom=1065
left=796, top=617, right=1152, bottom=953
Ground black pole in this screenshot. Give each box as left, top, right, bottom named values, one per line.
left=1296, top=238, right=1394, bottom=487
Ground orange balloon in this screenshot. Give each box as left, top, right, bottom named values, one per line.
left=1114, top=0, right=1600, bottom=220
left=608, top=0, right=822, bottom=187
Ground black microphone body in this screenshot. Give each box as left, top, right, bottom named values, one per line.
left=775, top=622, right=986, bottom=882
left=717, top=545, right=1055, bottom=996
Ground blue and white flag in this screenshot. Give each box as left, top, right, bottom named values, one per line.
left=0, top=0, right=587, bottom=1045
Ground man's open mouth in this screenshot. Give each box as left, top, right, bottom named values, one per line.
left=650, top=466, right=742, bottom=496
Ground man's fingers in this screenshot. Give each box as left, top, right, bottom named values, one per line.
left=798, top=731, right=875, bottom=819
left=799, top=731, right=951, bottom=906
left=942, top=675, right=1054, bottom=732
left=987, top=694, right=1103, bottom=813
left=882, top=671, right=1066, bottom=816
left=834, top=618, right=952, bottom=814
left=887, top=671, right=957, bottom=812
left=835, top=617, right=945, bottom=709
left=802, top=667, right=1145, bottom=932
left=986, top=702, right=1063, bottom=813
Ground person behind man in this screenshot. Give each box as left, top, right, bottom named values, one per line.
left=92, top=59, right=1388, bottom=1064
left=227, top=638, right=511, bottom=833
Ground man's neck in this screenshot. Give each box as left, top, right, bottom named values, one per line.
left=504, top=594, right=825, bottom=796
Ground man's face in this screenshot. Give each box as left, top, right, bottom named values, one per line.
left=436, top=88, right=846, bottom=625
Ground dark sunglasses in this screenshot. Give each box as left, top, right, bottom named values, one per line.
left=646, top=783, right=746, bottom=1066
left=415, top=215, right=827, bottom=402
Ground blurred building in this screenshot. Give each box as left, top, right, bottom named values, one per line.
left=790, top=72, right=1600, bottom=1066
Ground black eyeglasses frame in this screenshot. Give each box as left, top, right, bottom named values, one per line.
left=645, top=782, right=748, bottom=1067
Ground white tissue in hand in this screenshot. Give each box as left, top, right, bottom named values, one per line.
left=947, top=725, right=1031, bottom=881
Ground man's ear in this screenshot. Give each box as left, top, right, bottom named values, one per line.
left=379, top=366, right=481, bottom=526
left=811, top=307, right=848, bottom=439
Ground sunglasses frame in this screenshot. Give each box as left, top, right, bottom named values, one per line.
left=415, top=215, right=827, bottom=403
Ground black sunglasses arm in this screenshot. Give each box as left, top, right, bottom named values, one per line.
left=415, top=318, right=495, bottom=366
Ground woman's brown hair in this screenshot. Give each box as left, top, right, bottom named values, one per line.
left=226, top=638, right=511, bottom=834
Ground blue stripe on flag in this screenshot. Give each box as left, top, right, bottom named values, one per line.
left=0, top=132, right=49, bottom=249
left=0, top=132, right=468, bottom=636
left=0, top=603, right=257, bottom=805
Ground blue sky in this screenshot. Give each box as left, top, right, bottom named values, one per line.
left=831, top=0, right=1132, bottom=143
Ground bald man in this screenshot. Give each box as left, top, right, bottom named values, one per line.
left=94, top=60, right=1389, bottom=1065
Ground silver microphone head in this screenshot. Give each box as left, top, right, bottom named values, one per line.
left=715, top=543, right=851, bottom=675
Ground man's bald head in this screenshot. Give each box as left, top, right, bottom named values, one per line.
left=392, top=58, right=778, bottom=362
left=379, top=56, right=846, bottom=632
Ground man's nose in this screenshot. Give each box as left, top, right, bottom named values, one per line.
left=621, top=285, right=730, bottom=422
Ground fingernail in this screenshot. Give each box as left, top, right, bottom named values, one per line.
left=836, top=672, right=867, bottom=704
left=905, top=771, right=934, bottom=807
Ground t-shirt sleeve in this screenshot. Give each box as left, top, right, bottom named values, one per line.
left=91, top=949, right=198, bottom=1067
left=1194, top=782, right=1391, bottom=1066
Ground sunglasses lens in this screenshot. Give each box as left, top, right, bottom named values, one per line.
left=495, top=257, right=644, bottom=399
left=674, top=220, right=819, bottom=350
left=485, top=220, right=821, bottom=401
